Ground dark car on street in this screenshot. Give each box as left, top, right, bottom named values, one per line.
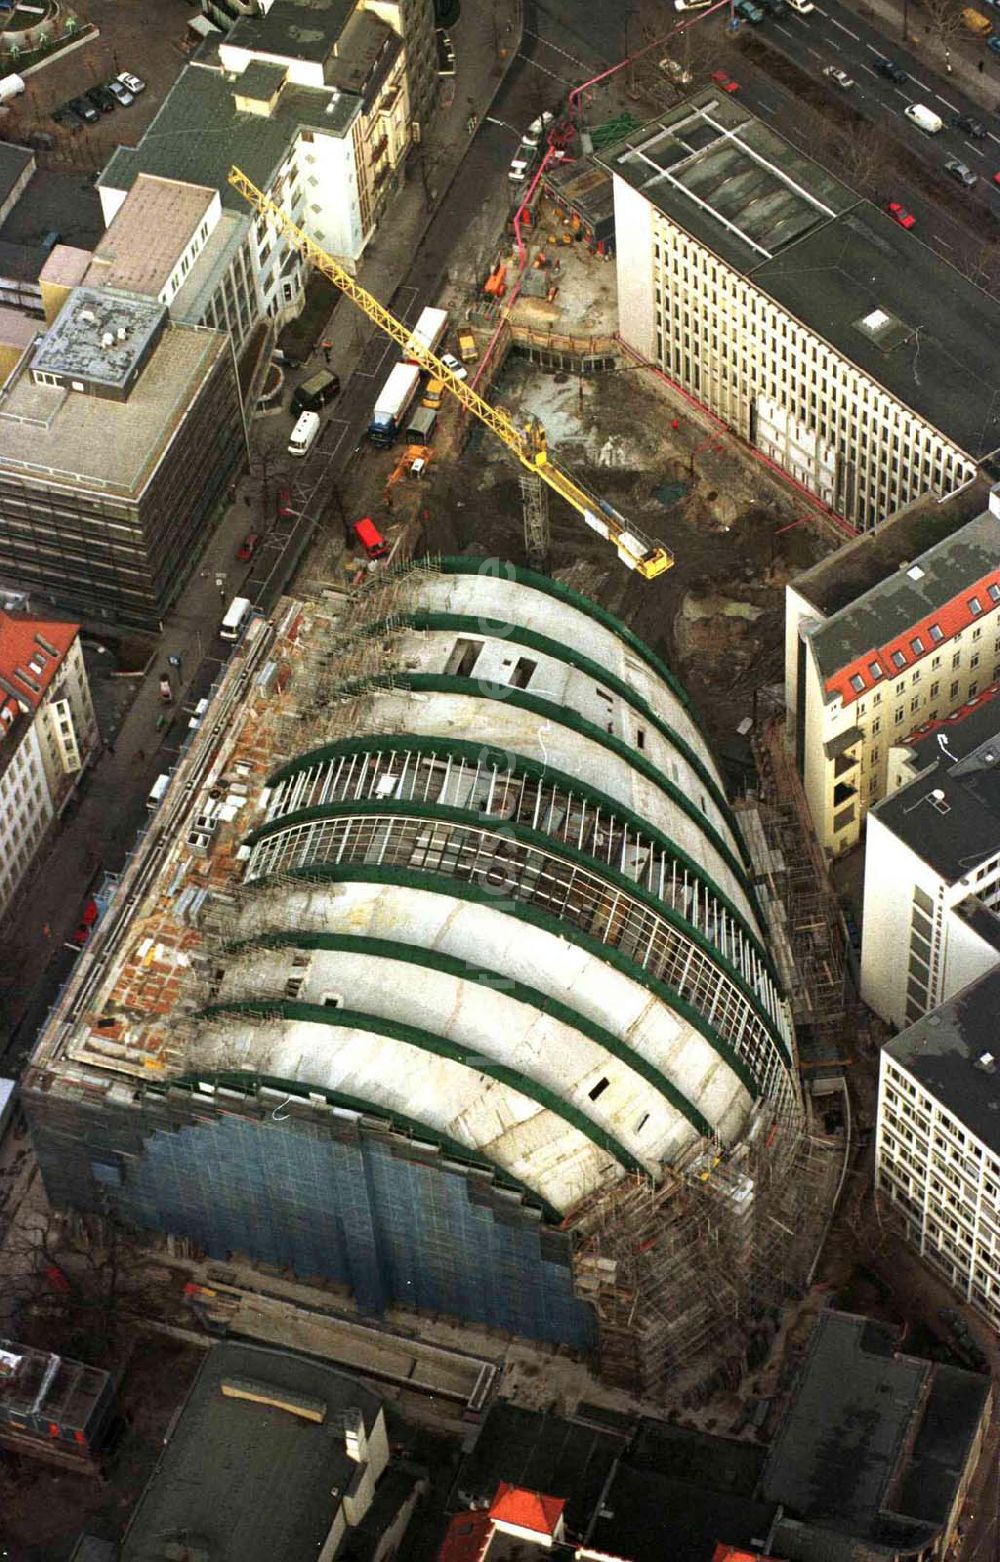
left=953, top=112, right=987, bottom=138
left=873, top=57, right=908, bottom=82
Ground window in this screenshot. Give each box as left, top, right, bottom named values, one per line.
left=951, top=680, right=960, bottom=698
left=971, top=653, right=981, bottom=670
left=850, top=673, right=865, bottom=693
left=892, top=651, right=906, bottom=670
left=895, top=707, right=905, bottom=725
left=872, top=718, right=881, bottom=734
left=932, top=655, right=941, bottom=670
left=929, top=623, right=944, bottom=643
left=970, top=596, right=983, bottom=616
left=953, top=652, right=962, bottom=670
left=911, top=636, right=924, bottom=655
left=930, top=681, right=940, bottom=698
left=588, top=1077, right=610, bottom=1101
left=868, top=660, right=882, bottom=680
left=989, top=583, right=1000, bottom=604
left=911, top=697, right=920, bottom=713
left=973, top=625, right=982, bottom=641
left=970, top=682, right=979, bottom=698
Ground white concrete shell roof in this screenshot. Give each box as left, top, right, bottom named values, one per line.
left=210, top=566, right=797, bottom=1218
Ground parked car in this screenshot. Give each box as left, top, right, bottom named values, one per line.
left=873, top=57, right=908, bottom=81
left=117, top=71, right=146, bottom=95
left=953, top=111, right=987, bottom=137
left=734, top=0, right=765, bottom=21
left=822, top=65, right=855, bottom=88
left=904, top=102, right=944, bottom=132
left=710, top=69, right=740, bottom=92
left=67, top=96, right=100, bottom=124
left=435, top=27, right=455, bottom=76
left=275, top=485, right=294, bottom=520
left=989, top=32, right=1000, bottom=50
left=236, top=531, right=260, bottom=561
left=86, top=85, right=117, bottom=114
left=440, top=351, right=468, bottom=380
left=885, top=200, right=916, bottom=228
left=760, top=0, right=790, bottom=16
left=51, top=105, right=82, bottom=130
left=946, top=158, right=978, bottom=187
left=993, top=169, right=1000, bottom=184
left=107, top=79, right=134, bottom=107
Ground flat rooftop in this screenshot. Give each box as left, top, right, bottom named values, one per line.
left=122, top=1340, right=384, bottom=1562
left=325, top=10, right=399, bottom=100
left=543, top=160, right=615, bottom=229
left=791, top=482, right=990, bottom=621
left=885, top=966, right=1000, bottom=1154
left=30, top=287, right=165, bottom=391
left=0, top=316, right=228, bottom=494
left=224, top=0, right=355, bottom=64
left=804, top=502, right=1000, bottom=687
left=455, top=1403, right=628, bottom=1532
left=88, top=175, right=216, bottom=299
left=100, top=61, right=359, bottom=211
left=874, top=692, right=1000, bottom=883
left=762, top=1310, right=988, bottom=1550
left=598, top=93, right=1000, bottom=459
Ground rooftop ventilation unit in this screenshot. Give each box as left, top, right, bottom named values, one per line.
left=101, top=331, right=114, bottom=348
left=906, top=564, right=925, bottom=580
left=116, top=326, right=127, bottom=341
left=976, top=1051, right=996, bottom=1073
left=78, top=309, right=96, bottom=324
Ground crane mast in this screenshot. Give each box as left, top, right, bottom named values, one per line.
left=229, top=165, right=673, bottom=579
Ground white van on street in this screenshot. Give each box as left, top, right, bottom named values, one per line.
left=904, top=103, right=944, bottom=133
left=288, top=409, right=321, bottom=457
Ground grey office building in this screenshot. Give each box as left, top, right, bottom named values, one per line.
left=0, top=287, right=246, bottom=629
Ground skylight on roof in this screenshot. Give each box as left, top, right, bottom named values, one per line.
left=907, top=565, right=925, bottom=581
left=863, top=308, right=890, bottom=331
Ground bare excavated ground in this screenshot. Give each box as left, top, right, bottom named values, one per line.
left=398, top=356, right=834, bottom=752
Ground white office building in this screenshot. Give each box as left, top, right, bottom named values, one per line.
left=877, top=966, right=1000, bottom=1333
left=598, top=93, right=1000, bottom=531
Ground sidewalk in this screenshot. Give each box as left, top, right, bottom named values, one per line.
left=849, top=0, right=1000, bottom=113
left=0, top=4, right=524, bottom=1054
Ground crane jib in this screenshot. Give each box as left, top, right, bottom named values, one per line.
left=227, top=165, right=674, bottom=579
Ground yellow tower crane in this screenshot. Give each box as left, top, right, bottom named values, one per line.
left=229, top=165, right=673, bottom=580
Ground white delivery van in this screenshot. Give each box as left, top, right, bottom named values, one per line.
left=220, top=595, right=252, bottom=642
left=288, top=409, right=320, bottom=457
left=147, top=773, right=170, bottom=811
left=904, top=103, right=943, bottom=133
left=787, top=0, right=815, bottom=12
left=0, top=75, right=26, bottom=103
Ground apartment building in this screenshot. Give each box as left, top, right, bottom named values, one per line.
left=876, top=965, right=1000, bottom=1336
left=785, top=487, right=1000, bottom=855
left=99, top=0, right=417, bottom=348
left=861, top=695, right=1000, bottom=1029
left=0, top=286, right=246, bottom=628
left=0, top=613, right=99, bottom=918
left=597, top=93, right=1000, bottom=531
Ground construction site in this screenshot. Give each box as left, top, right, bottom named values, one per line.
left=8, top=112, right=862, bottom=1509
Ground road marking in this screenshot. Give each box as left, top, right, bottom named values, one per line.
left=318, top=419, right=350, bottom=460
left=811, top=3, right=827, bottom=11
left=964, top=140, right=986, bottom=157
left=774, top=21, right=794, bottom=34
left=936, top=234, right=954, bottom=248
left=806, top=43, right=823, bottom=57
left=830, top=16, right=860, bottom=36
left=756, top=98, right=777, bottom=114
left=521, top=27, right=591, bottom=69
left=936, top=95, right=958, bottom=112
left=517, top=54, right=573, bottom=85
left=910, top=75, right=931, bottom=91
left=893, top=86, right=909, bottom=99
left=859, top=62, right=879, bottom=76
left=989, top=130, right=1000, bottom=145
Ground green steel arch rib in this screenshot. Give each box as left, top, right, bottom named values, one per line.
left=263, top=732, right=776, bottom=981
left=155, top=1071, right=563, bottom=1223
left=249, top=862, right=763, bottom=1100
left=246, top=797, right=788, bottom=1067
left=432, top=556, right=701, bottom=723
left=370, top=609, right=739, bottom=846
left=220, top=930, right=715, bottom=1139
left=314, top=674, right=754, bottom=901
left=197, top=1000, right=646, bottom=1180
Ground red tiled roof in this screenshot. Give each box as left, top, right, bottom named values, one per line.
left=0, top=613, right=77, bottom=711
left=436, top=1510, right=492, bottom=1562
left=825, top=572, right=1000, bottom=710
left=712, top=1547, right=780, bottom=1562
left=490, top=1482, right=565, bottom=1536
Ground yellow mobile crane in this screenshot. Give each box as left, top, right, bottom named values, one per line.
left=229, top=166, right=673, bottom=580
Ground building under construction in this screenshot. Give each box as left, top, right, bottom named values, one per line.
left=23, top=560, right=836, bottom=1398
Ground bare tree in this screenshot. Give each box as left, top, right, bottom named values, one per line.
left=832, top=122, right=895, bottom=199
left=917, top=0, right=967, bottom=47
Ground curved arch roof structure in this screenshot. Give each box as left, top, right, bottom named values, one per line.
left=205, top=563, right=800, bottom=1218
